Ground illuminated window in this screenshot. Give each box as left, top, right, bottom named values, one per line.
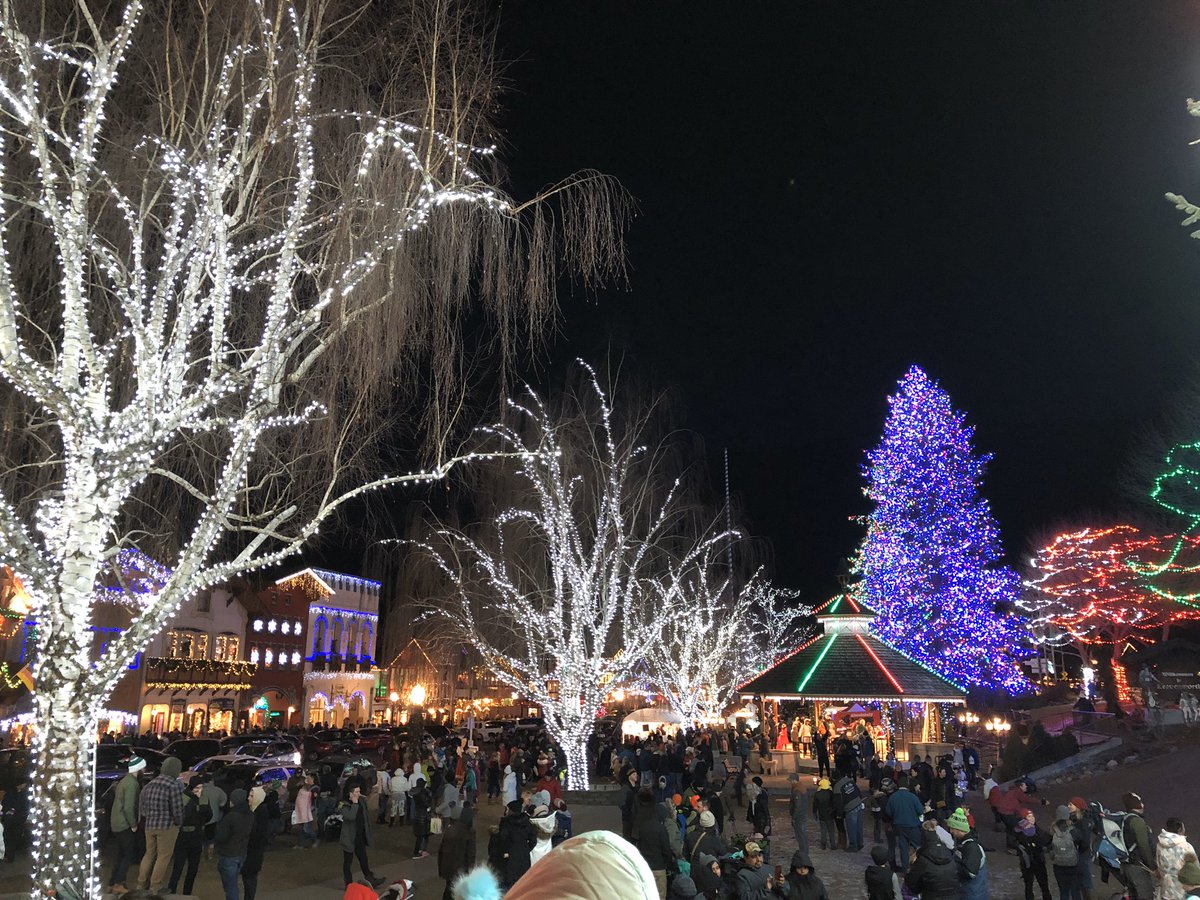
left=281, top=621, right=291, bottom=635
left=167, top=629, right=207, bottom=659
left=294, top=621, right=303, bottom=637
left=291, top=651, right=301, bottom=666
left=214, top=634, right=240, bottom=661
left=264, top=649, right=274, bottom=667
left=252, top=619, right=263, bottom=632
left=267, top=619, right=277, bottom=634
left=250, top=647, right=260, bottom=664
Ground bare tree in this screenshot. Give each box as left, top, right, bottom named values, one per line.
left=418, top=365, right=722, bottom=789
left=0, top=0, right=626, bottom=894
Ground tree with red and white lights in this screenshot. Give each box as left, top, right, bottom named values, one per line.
left=1021, top=524, right=1200, bottom=700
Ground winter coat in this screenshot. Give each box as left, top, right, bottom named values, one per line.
left=1014, top=826, right=1052, bottom=873
left=811, top=788, right=835, bottom=822
left=111, top=773, right=140, bottom=833
left=683, top=827, right=728, bottom=863
left=243, top=803, right=271, bottom=876
left=214, top=796, right=253, bottom=859
left=632, top=801, right=676, bottom=873
left=178, top=792, right=212, bottom=837
left=437, top=815, right=476, bottom=882
left=779, top=870, right=829, bottom=900
left=437, top=782, right=462, bottom=820
left=905, top=832, right=960, bottom=900
left=866, top=862, right=902, bottom=900
left=492, top=811, right=537, bottom=886
left=1158, top=829, right=1197, bottom=900
left=293, top=785, right=314, bottom=825
left=732, top=861, right=773, bottom=899
left=502, top=767, right=518, bottom=805
left=884, top=788, right=924, bottom=829
left=410, top=781, right=433, bottom=837
left=338, top=796, right=373, bottom=852
left=748, top=789, right=771, bottom=834
left=529, top=809, right=558, bottom=867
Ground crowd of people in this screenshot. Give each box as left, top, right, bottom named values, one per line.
left=7, top=708, right=1200, bottom=900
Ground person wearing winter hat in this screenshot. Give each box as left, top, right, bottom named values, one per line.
left=667, top=874, right=701, bottom=898
left=108, top=756, right=145, bottom=895
left=167, top=776, right=212, bottom=896
left=456, top=830, right=658, bottom=900
left=866, top=844, right=902, bottom=900
left=136, top=755, right=185, bottom=893
left=693, top=851, right=723, bottom=897
left=947, top=807, right=987, bottom=900
left=1121, top=792, right=1157, bottom=900
left=812, top=777, right=836, bottom=851
left=1050, top=807, right=1085, bottom=900
left=529, top=802, right=558, bottom=868
left=684, top=807, right=728, bottom=876
left=214, top=789, right=253, bottom=900
left=491, top=797, right=537, bottom=889
left=1014, top=808, right=1051, bottom=900
left=781, top=849, right=829, bottom=900
left=344, top=884, right=380, bottom=900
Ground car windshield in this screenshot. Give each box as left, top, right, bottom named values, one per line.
left=237, top=742, right=273, bottom=756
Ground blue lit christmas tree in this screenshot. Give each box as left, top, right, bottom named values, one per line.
left=860, top=366, right=1033, bottom=693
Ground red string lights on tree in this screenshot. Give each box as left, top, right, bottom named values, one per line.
left=1021, top=524, right=1200, bottom=699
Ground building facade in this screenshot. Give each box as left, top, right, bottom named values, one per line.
left=276, top=568, right=382, bottom=727
left=137, top=584, right=253, bottom=735
left=242, top=580, right=310, bottom=729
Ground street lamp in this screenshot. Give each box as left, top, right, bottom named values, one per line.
left=984, top=717, right=1012, bottom=756
left=388, top=691, right=400, bottom=726
left=409, top=684, right=427, bottom=742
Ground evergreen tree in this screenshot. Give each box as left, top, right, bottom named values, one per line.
left=860, top=366, right=1032, bottom=692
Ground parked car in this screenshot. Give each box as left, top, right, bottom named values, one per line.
left=301, top=733, right=335, bottom=761
left=477, top=720, right=514, bottom=741
left=213, top=762, right=296, bottom=794
left=514, top=717, right=544, bottom=732
left=229, top=740, right=302, bottom=766
left=162, top=738, right=222, bottom=769
left=349, top=728, right=393, bottom=753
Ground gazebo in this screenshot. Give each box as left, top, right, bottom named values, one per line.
left=739, top=593, right=966, bottom=756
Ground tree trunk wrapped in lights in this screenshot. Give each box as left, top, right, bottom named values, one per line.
left=418, top=365, right=721, bottom=790
left=0, top=1, right=626, bottom=895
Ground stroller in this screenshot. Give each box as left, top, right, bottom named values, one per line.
left=322, top=812, right=343, bottom=842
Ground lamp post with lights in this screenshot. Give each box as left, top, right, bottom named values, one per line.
left=984, top=716, right=1012, bottom=758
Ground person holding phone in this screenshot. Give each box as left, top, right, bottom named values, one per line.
left=772, top=850, right=830, bottom=899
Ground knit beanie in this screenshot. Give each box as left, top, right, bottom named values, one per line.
left=699, top=811, right=715, bottom=828
left=946, top=807, right=970, bottom=833
left=161, top=756, right=183, bottom=778
left=1056, top=805, right=1071, bottom=823
left=452, top=867, right=503, bottom=900
left=668, top=875, right=701, bottom=898
left=871, top=845, right=890, bottom=866
left=1069, top=796, right=1087, bottom=812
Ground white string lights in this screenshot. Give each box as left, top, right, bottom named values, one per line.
left=421, top=365, right=719, bottom=790
left=0, top=2, right=526, bottom=895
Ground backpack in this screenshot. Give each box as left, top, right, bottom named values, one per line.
left=1097, top=808, right=1153, bottom=867
left=1051, top=828, right=1079, bottom=867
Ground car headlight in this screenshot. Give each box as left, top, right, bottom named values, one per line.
left=293, top=752, right=301, bottom=765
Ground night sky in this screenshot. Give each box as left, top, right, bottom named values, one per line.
left=486, top=3, right=1200, bottom=601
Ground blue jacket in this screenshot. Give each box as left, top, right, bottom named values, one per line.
left=885, top=788, right=925, bottom=828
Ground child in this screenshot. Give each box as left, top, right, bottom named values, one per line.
left=812, top=777, right=837, bottom=851
left=866, top=843, right=903, bottom=900
left=1014, top=809, right=1053, bottom=900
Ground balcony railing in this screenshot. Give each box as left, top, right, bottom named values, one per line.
left=143, top=657, right=256, bottom=691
